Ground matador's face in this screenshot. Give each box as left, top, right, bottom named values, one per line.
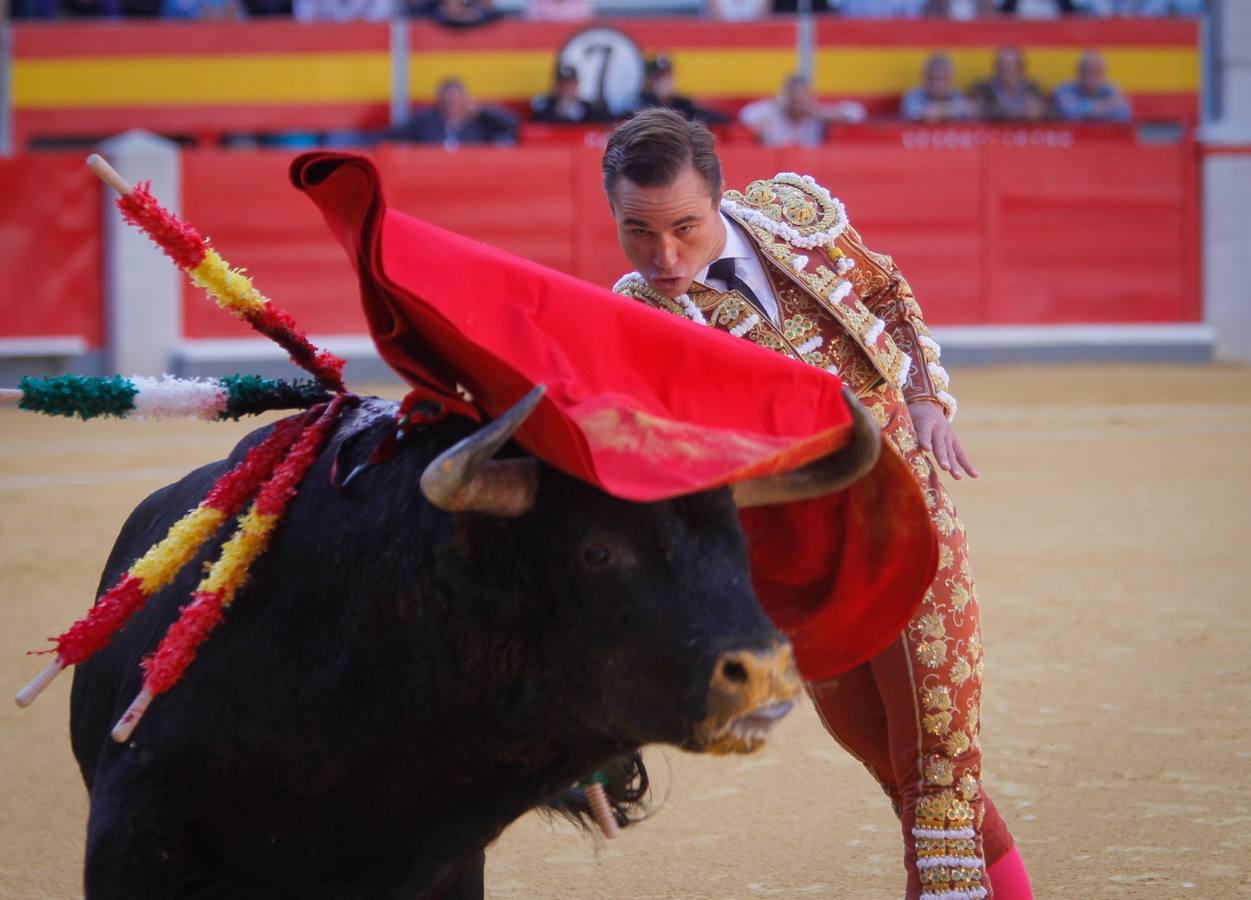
left=609, top=162, right=726, bottom=300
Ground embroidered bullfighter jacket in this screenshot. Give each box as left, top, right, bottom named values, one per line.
left=613, top=172, right=957, bottom=419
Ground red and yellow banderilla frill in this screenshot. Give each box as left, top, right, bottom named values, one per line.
left=92, top=154, right=346, bottom=393
left=15, top=415, right=306, bottom=707
left=16, top=157, right=356, bottom=734
left=113, top=395, right=349, bottom=741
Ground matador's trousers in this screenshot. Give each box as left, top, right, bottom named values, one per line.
left=807, top=381, right=1015, bottom=900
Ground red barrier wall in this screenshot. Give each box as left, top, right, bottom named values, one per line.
left=0, top=154, right=103, bottom=346
left=182, top=150, right=356, bottom=340
left=0, top=138, right=1198, bottom=348
left=175, top=135, right=1199, bottom=341
left=981, top=143, right=1199, bottom=323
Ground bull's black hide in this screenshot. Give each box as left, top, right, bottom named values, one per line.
left=70, top=397, right=788, bottom=899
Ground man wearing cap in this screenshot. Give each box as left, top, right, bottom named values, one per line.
left=531, top=63, right=612, bottom=124
left=605, top=108, right=1034, bottom=900
left=636, top=54, right=729, bottom=125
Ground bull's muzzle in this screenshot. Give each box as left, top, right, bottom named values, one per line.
left=689, top=642, right=802, bottom=755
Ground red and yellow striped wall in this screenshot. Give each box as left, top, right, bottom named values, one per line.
left=11, top=17, right=1199, bottom=145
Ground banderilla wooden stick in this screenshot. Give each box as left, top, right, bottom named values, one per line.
left=0, top=388, right=22, bottom=405
left=86, top=153, right=133, bottom=197
left=15, top=658, right=65, bottom=708
left=111, top=688, right=154, bottom=743
left=584, top=781, right=620, bottom=839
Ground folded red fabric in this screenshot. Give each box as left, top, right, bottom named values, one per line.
left=291, top=152, right=934, bottom=679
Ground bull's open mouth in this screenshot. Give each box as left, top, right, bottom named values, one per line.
left=692, top=698, right=797, bottom=755
left=688, top=642, right=801, bottom=755
left=727, top=700, right=795, bottom=744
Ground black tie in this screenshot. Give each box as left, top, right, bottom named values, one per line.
left=707, top=257, right=764, bottom=315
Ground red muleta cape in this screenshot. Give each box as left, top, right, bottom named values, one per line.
left=291, top=152, right=935, bottom=681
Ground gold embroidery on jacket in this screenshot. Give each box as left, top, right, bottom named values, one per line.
left=722, top=204, right=909, bottom=391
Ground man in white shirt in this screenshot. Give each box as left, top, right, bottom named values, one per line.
left=696, top=211, right=782, bottom=325
left=739, top=74, right=867, bottom=148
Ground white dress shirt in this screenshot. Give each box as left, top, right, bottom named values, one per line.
left=695, top=212, right=782, bottom=326
left=737, top=97, right=868, bottom=148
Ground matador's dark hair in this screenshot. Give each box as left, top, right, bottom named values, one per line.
left=601, top=107, right=722, bottom=202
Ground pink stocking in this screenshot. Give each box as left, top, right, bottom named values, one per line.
left=987, top=845, right=1033, bottom=899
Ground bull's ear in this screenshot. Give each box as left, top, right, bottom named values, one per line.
left=731, top=386, right=881, bottom=508
left=420, top=386, right=544, bottom=517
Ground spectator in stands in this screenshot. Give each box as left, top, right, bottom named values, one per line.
left=12, top=0, right=59, bottom=17
left=1118, top=0, right=1205, bottom=12
left=738, top=73, right=867, bottom=147
left=14, top=0, right=286, bottom=16
left=994, top=0, right=1204, bottom=14
left=161, top=0, right=244, bottom=18
left=770, top=0, right=834, bottom=11
left=970, top=47, right=1047, bottom=122
left=525, top=0, right=591, bottom=19
left=410, top=0, right=500, bottom=27
left=292, top=0, right=386, bottom=19
left=531, top=64, right=612, bottom=124
left=834, top=0, right=928, bottom=14
left=1052, top=51, right=1132, bottom=121
left=995, top=0, right=1085, bottom=12
left=901, top=53, right=975, bottom=122
left=1137, top=0, right=1204, bottom=11
left=239, top=0, right=290, bottom=14
left=705, top=0, right=770, bottom=19
left=58, top=0, right=126, bottom=13
left=391, top=78, right=518, bottom=149
left=924, top=0, right=999, bottom=15
left=636, top=55, right=730, bottom=125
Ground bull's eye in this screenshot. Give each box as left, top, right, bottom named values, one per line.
left=582, top=544, right=612, bottom=568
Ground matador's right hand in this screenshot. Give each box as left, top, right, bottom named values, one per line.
left=908, top=400, right=978, bottom=481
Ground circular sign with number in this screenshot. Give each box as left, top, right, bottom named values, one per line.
left=557, top=27, right=646, bottom=116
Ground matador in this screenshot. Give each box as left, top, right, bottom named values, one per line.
left=604, top=109, right=1034, bottom=899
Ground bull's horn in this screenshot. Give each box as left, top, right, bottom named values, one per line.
left=731, top=386, right=881, bottom=508
left=420, top=385, right=545, bottom=517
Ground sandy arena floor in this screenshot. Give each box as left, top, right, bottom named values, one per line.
left=2, top=364, right=1249, bottom=899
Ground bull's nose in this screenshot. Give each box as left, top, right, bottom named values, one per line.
left=711, top=644, right=801, bottom=708
left=694, top=643, right=802, bottom=755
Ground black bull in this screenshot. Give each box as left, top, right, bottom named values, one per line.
left=69, top=389, right=879, bottom=899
